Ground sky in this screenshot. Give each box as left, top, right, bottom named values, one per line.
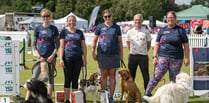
left=175, top=0, right=192, bottom=5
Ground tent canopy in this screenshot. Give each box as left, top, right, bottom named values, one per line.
left=19, top=17, right=43, bottom=24
left=117, top=20, right=167, bottom=27
left=164, top=5, right=209, bottom=20
left=54, top=12, right=88, bottom=31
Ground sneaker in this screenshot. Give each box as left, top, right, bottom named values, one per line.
left=65, top=100, right=70, bottom=103
left=109, top=96, right=114, bottom=103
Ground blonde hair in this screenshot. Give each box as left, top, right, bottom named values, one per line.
left=40, top=8, right=53, bottom=19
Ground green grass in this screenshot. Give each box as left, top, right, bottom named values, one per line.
left=18, top=46, right=209, bottom=103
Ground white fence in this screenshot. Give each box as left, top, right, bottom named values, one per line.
left=188, top=34, right=209, bottom=48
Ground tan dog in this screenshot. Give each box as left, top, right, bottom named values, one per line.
left=40, top=61, right=49, bottom=81
left=119, top=68, right=142, bottom=103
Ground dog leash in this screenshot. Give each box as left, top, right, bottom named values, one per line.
left=120, top=60, right=127, bottom=68
left=82, top=66, right=87, bottom=81
left=31, top=60, right=57, bottom=77
left=81, top=66, right=87, bottom=103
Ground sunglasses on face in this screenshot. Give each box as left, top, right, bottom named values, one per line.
left=42, top=15, right=50, bottom=18
left=104, top=15, right=111, bottom=18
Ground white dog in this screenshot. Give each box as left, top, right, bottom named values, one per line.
left=143, top=72, right=192, bottom=103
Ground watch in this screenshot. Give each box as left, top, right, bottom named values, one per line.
left=152, top=56, right=157, bottom=59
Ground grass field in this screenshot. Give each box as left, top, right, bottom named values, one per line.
left=19, top=46, right=209, bottom=103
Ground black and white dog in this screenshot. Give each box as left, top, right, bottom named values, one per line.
left=79, top=72, right=101, bottom=103
left=23, top=78, right=53, bottom=103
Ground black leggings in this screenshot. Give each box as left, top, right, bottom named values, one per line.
left=63, top=59, right=82, bottom=89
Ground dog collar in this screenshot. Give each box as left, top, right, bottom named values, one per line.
left=125, top=76, right=130, bottom=81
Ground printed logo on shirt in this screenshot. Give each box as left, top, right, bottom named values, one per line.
left=40, top=30, right=47, bottom=34
left=163, top=31, right=170, bottom=34
left=99, top=34, right=110, bottom=42
left=67, top=33, right=74, bottom=37
left=38, top=35, right=49, bottom=45
left=65, top=38, right=76, bottom=52
left=101, top=27, right=107, bottom=31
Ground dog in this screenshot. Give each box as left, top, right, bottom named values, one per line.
left=118, top=68, right=142, bottom=103
left=23, top=78, right=53, bottom=103
left=143, top=72, right=192, bottom=103
left=78, top=72, right=101, bottom=103
left=32, top=61, right=49, bottom=82
left=40, top=61, right=49, bottom=81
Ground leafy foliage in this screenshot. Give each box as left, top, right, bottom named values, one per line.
left=54, top=0, right=75, bottom=19
left=0, top=0, right=208, bottom=23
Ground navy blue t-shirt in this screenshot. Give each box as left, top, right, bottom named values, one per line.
left=156, top=25, right=188, bottom=59
left=95, top=23, right=121, bottom=55
left=60, top=29, right=85, bottom=60
left=34, top=25, right=59, bottom=58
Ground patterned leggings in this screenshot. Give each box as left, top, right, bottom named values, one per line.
left=145, top=56, right=183, bottom=96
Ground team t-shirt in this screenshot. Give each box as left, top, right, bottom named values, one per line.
left=95, top=23, right=121, bottom=55
left=60, top=29, right=85, bottom=60
left=34, top=25, right=58, bottom=58
left=156, top=25, right=188, bottom=59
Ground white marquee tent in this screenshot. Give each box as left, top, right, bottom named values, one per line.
left=19, top=17, right=43, bottom=24
left=54, top=12, right=88, bottom=31
left=117, top=20, right=167, bottom=27
left=0, top=15, right=5, bottom=31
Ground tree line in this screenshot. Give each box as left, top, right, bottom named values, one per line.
left=0, top=0, right=208, bottom=24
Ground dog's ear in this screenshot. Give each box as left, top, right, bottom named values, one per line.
left=89, top=73, right=95, bottom=85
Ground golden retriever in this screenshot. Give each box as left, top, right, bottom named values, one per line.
left=119, top=68, right=142, bottom=103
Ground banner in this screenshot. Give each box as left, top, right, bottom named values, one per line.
left=88, top=6, right=100, bottom=30
left=192, top=48, right=209, bottom=90
left=0, top=40, right=19, bottom=95
left=203, top=20, right=209, bottom=28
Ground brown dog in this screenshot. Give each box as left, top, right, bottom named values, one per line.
left=119, top=68, right=142, bottom=103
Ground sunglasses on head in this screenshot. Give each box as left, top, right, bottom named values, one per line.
left=104, top=15, right=111, bottom=18
left=42, top=15, right=50, bottom=18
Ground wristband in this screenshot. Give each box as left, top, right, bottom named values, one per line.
left=152, top=56, right=157, bottom=59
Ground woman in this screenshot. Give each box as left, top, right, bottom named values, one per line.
left=25, top=8, right=59, bottom=101
left=59, top=15, right=87, bottom=103
left=91, top=9, right=123, bottom=103
left=145, top=11, right=189, bottom=96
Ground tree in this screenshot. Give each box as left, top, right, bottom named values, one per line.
left=110, top=0, right=129, bottom=21
left=75, top=0, right=94, bottom=21
left=54, top=0, right=75, bottom=19
left=93, top=0, right=112, bottom=24
left=191, top=0, right=209, bottom=7
left=0, top=0, right=15, bottom=13
left=13, top=0, right=32, bottom=12
left=45, top=0, right=56, bottom=12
